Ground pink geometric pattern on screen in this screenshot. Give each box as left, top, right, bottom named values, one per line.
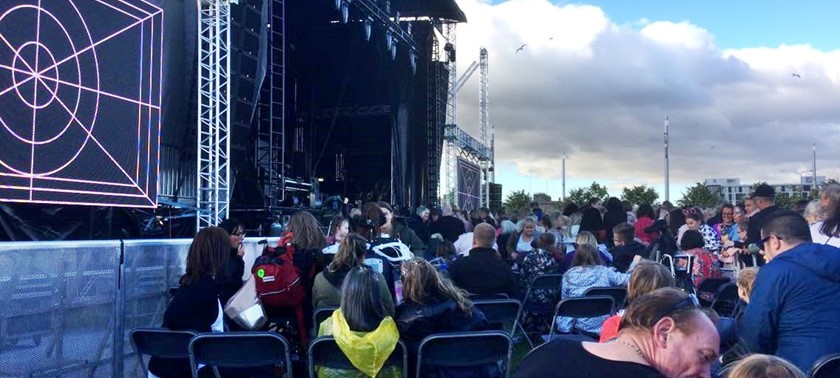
left=0, top=0, right=163, bottom=208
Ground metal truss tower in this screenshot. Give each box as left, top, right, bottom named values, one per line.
left=443, top=23, right=457, bottom=206
left=196, top=0, right=231, bottom=230
left=479, top=47, right=490, bottom=207
left=255, top=0, right=286, bottom=211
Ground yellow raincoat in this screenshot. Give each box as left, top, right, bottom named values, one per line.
left=317, top=309, right=401, bottom=378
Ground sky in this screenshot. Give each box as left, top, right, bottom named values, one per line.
left=450, top=0, right=840, bottom=203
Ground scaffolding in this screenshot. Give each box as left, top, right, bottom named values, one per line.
left=254, top=0, right=286, bottom=211
left=479, top=47, right=490, bottom=208
left=196, top=0, right=232, bottom=230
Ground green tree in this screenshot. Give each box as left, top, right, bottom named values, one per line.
left=621, top=185, right=659, bottom=206
left=504, top=190, right=532, bottom=217
left=678, top=182, right=720, bottom=208
left=774, top=192, right=803, bottom=209
left=566, top=182, right=610, bottom=206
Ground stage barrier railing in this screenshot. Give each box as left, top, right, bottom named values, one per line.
left=0, top=237, right=277, bottom=377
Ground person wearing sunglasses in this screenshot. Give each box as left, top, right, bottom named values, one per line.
left=740, top=210, right=840, bottom=373
left=516, top=287, right=719, bottom=378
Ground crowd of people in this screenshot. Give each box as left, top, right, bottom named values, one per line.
left=147, top=182, right=840, bottom=378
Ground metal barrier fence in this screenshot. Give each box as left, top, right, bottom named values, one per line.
left=0, top=237, right=276, bottom=377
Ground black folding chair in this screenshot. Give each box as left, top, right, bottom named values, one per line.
left=188, top=332, right=292, bottom=378
left=583, top=287, right=627, bottom=314
left=308, top=336, right=408, bottom=378
left=311, top=306, right=337, bottom=336
left=810, top=353, right=840, bottom=378
left=416, top=331, right=513, bottom=378
left=710, top=283, right=739, bottom=317
left=519, top=274, right=563, bottom=347
left=469, top=293, right=510, bottom=301
left=697, top=277, right=732, bottom=307
left=547, top=296, right=614, bottom=341
left=129, top=328, right=197, bottom=376
left=473, top=299, right=523, bottom=336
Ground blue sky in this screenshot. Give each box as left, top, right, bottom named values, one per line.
left=575, top=0, right=840, bottom=50
left=453, top=0, right=840, bottom=204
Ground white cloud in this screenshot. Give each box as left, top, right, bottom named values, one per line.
left=451, top=0, right=840, bottom=198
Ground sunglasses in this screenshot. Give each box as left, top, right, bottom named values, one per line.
left=682, top=208, right=700, bottom=216
left=657, top=295, right=700, bottom=320
left=758, top=235, right=783, bottom=250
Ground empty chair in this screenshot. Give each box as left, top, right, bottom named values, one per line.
left=583, top=287, right=627, bottom=314
left=468, top=293, right=509, bottom=301
left=188, top=332, right=292, bottom=378
left=548, top=296, right=614, bottom=341
left=696, top=277, right=731, bottom=306
left=416, top=331, right=513, bottom=378
left=810, top=353, right=840, bottom=378
left=473, top=299, right=522, bottom=335
left=308, top=336, right=408, bottom=378
left=129, top=328, right=197, bottom=377
left=519, top=273, right=563, bottom=348
left=711, top=283, right=740, bottom=317
left=312, top=306, right=337, bottom=335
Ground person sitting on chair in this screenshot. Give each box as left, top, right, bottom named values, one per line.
left=515, top=288, right=720, bottom=378
left=316, top=266, right=401, bottom=378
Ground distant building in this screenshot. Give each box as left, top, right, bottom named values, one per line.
left=703, top=177, right=825, bottom=204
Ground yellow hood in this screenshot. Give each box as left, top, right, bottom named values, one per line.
left=318, top=309, right=399, bottom=377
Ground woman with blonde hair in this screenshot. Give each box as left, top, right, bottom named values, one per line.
left=727, top=354, right=806, bottom=378
left=599, top=262, right=675, bottom=342
left=561, top=231, right=613, bottom=271
left=395, top=258, right=491, bottom=376
left=312, top=233, right=394, bottom=311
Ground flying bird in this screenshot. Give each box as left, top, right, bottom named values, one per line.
left=548, top=36, right=554, bottom=40
left=515, top=44, right=527, bottom=53
left=792, top=73, right=801, bottom=78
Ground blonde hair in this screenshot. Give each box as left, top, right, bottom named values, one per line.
left=328, top=233, right=367, bottom=272
left=401, top=258, right=472, bottom=314
left=728, top=354, right=806, bottom=378
left=737, top=267, right=759, bottom=299
left=576, top=231, right=598, bottom=248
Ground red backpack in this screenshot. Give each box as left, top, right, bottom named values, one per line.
left=252, top=233, right=306, bottom=307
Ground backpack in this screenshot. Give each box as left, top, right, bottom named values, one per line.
left=252, top=233, right=306, bottom=307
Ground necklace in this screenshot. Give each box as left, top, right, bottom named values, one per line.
left=616, top=339, right=647, bottom=362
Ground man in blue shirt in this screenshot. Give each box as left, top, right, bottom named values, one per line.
left=740, top=210, right=840, bottom=372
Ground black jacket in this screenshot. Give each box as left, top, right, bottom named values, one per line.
left=611, top=241, right=647, bottom=273
left=580, top=207, right=604, bottom=236
left=148, top=275, right=220, bottom=378
left=602, top=210, right=628, bottom=248
left=449, top=247, right=518, bottom=297
left=746, top=205, right=778, bottom=266
left=218, top=248, right=245, bottom=306
left=408, top=215, right=432, bottom=244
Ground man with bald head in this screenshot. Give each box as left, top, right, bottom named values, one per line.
left=449, top=223, right=518, bottom=297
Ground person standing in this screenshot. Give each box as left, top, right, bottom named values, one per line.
left=746, top=185, right=779, bottom=265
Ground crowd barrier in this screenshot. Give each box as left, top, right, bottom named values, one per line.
left=0, top=237, right=277, bottom=377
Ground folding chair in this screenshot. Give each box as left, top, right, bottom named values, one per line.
left=416, top=331, right=513, bottom=378
left=308, top=336, right=408, bottom=378
left=810, top=353, right=840, bottom=378
left=547, top=295, right=614, bottom=341
left=469, top=293, right=510, bottom=301
left=710, top=283, right=739, bottom=317
left=129, top=328, right=197, bottom=376
left=697, top=277, right=731, bottom=307
left=188, top=332, right=292, bottom=378
left=473, top=299, right=523, bottom=336
left=519, top=274, right=563, bottom=347
left=311, top=306, right=337, bottom=336
left=583, top=287, right=627, bottom=314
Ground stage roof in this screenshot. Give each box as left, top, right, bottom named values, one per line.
left=395, top=0, right=467, bottom=23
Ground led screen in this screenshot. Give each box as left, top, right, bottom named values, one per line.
left=457, top=157, right=481, bottom=212
left=0, top=0, right=162, bottom=207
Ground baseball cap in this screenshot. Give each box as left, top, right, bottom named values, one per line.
left=748, top=184, right=776, bottom=199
